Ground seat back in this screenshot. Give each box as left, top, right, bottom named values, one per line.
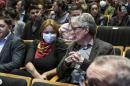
left=97, top=26, right=130, bottom=46
left=113, top=46, right=124, bottom=56
left=124, top=47, right=130, bottom=59
left=22, top=40, right=33, bottom=66
left=0, top=72, right=32, bottom=86
left=32, top=79, right=78, bottom=86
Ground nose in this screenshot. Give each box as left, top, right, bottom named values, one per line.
left=34, top=12, right=38, bottom=16
left=0, top=27, right=2, bottom=31
left=70, top=30, right=76, bottom=38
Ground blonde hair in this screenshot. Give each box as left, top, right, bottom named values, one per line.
left=40, top=19, right=60, bottom=34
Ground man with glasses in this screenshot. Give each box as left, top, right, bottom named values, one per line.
left=57, top=13, right=114, bottom=85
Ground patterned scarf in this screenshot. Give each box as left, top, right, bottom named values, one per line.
left=35, top=41, right=53, bottom=59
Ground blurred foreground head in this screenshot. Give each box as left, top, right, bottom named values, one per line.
left=86, top=55, right=130, bottom=86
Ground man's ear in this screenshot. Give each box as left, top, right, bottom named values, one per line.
left=85, top=28, right=89, bottom=34
left=8, top=25, right=13, bottom=31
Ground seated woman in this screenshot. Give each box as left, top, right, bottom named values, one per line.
left=109, top=4, right=130, bottom=26
left=88, top=2, right=109, bottom=26
left=12, top=19, right=68, bottom=79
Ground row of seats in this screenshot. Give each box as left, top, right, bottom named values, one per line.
left=113, top=46, right=130, bottom=58
left=0, top=44, right=128, bottom=86
left=0, top=72, right=77, bottom=86
left=21, top=26, right=130, bottom=85
left=96, top=26, right=130, bottom=59
left=97, top=26, right=130, bottom=46
left=1, top=26, right=129, bottom=86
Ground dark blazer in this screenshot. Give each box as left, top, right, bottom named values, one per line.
left=22, top=19, right=43, bottom=40
left=109, top=15, right=130, bottom=26
left=0, top=33, right=25, bottom=72
left=57, top=38, right=114, bottom=83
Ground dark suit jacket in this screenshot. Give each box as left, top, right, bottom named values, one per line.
left=57, top=38, right=114, bottom=83
left=109, top=15, right=130, bottom=26
left=22, top=19, right=43, bottom=40
left=0, top=33, right=25, bottom=72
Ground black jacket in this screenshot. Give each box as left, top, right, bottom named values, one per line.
left=0, top=33, right=25, bottom=72
left=57, top=38, right=114, bottom=83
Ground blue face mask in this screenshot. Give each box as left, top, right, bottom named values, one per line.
left=42, top=33, right=57, bottom=43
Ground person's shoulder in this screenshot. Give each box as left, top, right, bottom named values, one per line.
left=55, top=38, right=72, bottom=48
left=8, top=34, right=25, bottom=46
left=12, top=34, right=22, bottom=41
left=11, top=35, right=24, bottom=43
left=95, top=38, right=113, bottom=47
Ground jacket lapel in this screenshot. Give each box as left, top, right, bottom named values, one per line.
left=0, top=34, right=14, bottom=58
left=89, top=39, right=99, bottom=61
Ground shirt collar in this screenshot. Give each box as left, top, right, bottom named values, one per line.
left=21, top=10, right=25, bottom=15
left=88, top=38, right=94, bottom=46
left=82, top=39, right=94, bottom=50
left=4, top=32, right=11, bottom=40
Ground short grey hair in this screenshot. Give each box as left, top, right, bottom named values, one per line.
left=70, top=13, right=97, bottom=36
left=87, top=55, right=130, bottom=86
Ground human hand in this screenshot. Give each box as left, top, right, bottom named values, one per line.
left=35, top=75, right=44, bottom=80
left=65, top=51, right=84, bottom=64
left=41, top=73, right=48, bottom=80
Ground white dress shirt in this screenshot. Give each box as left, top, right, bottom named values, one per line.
left=0, top=32, right=11, bottom=52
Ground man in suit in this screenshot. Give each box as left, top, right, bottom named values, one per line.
left=22, top=4, right=43, bottom=40
left=0, top=16, right=25, bottom=72
left=57, top=13, right=114, bottom=85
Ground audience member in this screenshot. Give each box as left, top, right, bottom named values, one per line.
left=86, top=55, right=130, bottom=86
left=0, top=15, right=25, bottom=72
left=88, top=2, right=109, bottom=26
left=72, top=0, right=88, bottom=12
left=12, top=19, right=67, bottom=80
left=99, top=0, right=115, bottom=17
left=50, top=0, right=69, bottom=24
left=109, top=4, right=130, bottom=26
left=15, top=0, right=26, bottom=22
left=22, top=4, right=44, bottom=40
left=5, top=7, right=25, bottom=38
left=59, top=4, right=82, bottom=41
left=57, top=13, right=114, bottom=85
left=126, top=0, right=130, bottom=15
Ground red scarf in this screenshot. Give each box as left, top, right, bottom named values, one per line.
left=35, top=41, right=53, bottom=59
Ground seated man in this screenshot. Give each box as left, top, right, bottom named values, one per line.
left=57, top=13, right=114, bottom=85
left=0, top=16, right=25, bottom=72
left=58, top=4, right=83, bottom=41
left=86, top=55, right=130, bottom=86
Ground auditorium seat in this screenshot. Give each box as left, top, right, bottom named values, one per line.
left=22, top=40, right=33, bottom=66
left=113, top=46, right=124, bottom=56
left=0, top=72, right=31, bottom=86
left=50, top=75, right=59, bottom=82
left=97, top=26, right=130, bottom=46
left=124, top=47, right=130, bottom=59
left=32, top=79, right=78, bottom=86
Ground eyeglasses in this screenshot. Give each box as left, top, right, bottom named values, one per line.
left=72, top=27, right=83, bottom=31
